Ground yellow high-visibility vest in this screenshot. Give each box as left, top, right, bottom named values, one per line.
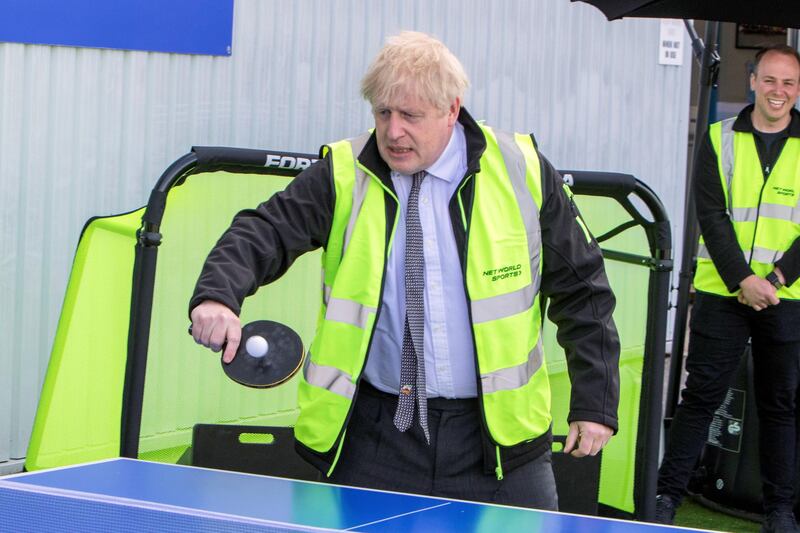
left=295, top=125, right=550, bottom=476
left=695, top=117, right=800, bottom=299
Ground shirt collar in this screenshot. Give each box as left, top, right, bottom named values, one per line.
left=425, top=121, right=466, bottom=183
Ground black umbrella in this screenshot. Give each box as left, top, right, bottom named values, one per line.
left=572, top=0, right=800, bottom=523
left=573, top=0, right=800, bottom=28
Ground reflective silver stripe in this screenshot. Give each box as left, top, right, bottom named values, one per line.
left=729, top=206, right=758, bottom=223
left=751, top=246, right=784, bottom=264
left=343, top=133, right=372, bottom=253
left=480, top=338, right=543, bottom=394
left=325, top=297, right=376, bottom=329
left=698, top=243, right=783, bottom=264
left=758, top=202, right=797, bottom=223
left=471, top=283, right=536, bottom=324
left=720, top=118, right=735, bottom=215
left=304, top=357, right=356, bottom=399
left=493, top=129, right=542, bottom=287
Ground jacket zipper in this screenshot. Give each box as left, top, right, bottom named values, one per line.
left=748, top=174, right=768, bottom=265
left=747, top=136, right=781, bottom=265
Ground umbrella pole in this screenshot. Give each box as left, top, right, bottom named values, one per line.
left=665, top=21, right=721, bottom=423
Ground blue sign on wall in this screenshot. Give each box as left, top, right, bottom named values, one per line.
left=0, top=0, right=234, bottom=56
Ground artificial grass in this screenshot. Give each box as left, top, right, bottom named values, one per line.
left=675, top=498, right=760, bottom=533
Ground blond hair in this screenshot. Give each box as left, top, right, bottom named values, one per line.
left=361, top=31, right=469, bottom=113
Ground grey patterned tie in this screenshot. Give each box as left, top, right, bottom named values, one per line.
left=393, top=170, right=430, bottom=443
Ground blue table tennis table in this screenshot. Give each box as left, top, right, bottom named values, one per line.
left=0, top=458, right=709, bottom=532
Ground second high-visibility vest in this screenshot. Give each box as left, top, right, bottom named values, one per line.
left=695, top=117, right=800, bottom=300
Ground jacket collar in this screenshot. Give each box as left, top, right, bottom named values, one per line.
left=732, top=103, right=800, bottom=138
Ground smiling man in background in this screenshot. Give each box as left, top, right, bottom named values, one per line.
left=656, top=44, right=800, bottom=533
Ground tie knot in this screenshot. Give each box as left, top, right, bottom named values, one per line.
left=412, top=171, right=426, bottom=187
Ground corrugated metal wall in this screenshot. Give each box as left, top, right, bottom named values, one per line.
left=0, top=0, right=692, bottom=466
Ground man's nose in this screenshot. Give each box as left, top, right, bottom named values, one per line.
left=386, top=115, right=404, bottom=140
left=775, top=82, right=791, bottom=94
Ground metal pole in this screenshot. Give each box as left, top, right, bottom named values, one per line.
left=788, top=28, right=799, bottom=50
left=119, top=154, right=197, bottom=458
left=666, top=21, right=721, bottom=420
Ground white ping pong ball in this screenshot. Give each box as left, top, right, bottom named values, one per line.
left=245, top=335, right=269, bottom=358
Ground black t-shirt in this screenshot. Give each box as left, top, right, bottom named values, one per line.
left=752, top=126, right=789, bottom=178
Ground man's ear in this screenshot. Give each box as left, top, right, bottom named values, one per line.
left=447, top=97, right=461, bottom=126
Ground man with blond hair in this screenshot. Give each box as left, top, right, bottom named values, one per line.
left=190, top=31, right=619, bottom=509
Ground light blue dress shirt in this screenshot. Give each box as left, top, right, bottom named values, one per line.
left=363, top=122, right=478, bottom=399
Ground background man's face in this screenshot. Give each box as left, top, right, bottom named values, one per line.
left=750, top=51, right=800, bottom=131
left=373, top=87, right=459, bottom=175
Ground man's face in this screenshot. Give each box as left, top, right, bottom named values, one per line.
left=750, top=51, right=800, bottom=131
left=373, top=87, right=459, bottom=175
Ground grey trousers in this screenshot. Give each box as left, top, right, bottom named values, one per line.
left=328, top=381, right=558, bottom=511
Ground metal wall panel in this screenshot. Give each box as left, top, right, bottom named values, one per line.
left=0, top=0, right=691, bottom=464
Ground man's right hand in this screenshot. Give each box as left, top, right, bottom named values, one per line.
left=738, top=274, right=779, bottom=311
left=190, top=300, right=242, bottom=363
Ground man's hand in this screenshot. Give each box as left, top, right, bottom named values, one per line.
left=738, top=274, right=779, bottom=311
left=563, top=421, right=613, bottom=457
left=190, top=300, right=241, bottom=363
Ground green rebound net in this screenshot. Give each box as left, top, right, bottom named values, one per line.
left=546, top=192, right=653, bottom=514
left=26, top=210, right=142, bottom=468
left=27, top=150, right=669, bottom=519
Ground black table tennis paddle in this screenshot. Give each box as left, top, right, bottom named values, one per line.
left=189, top=320, right=304, bottom=388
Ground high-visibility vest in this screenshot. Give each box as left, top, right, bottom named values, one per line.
left=695, top=117, right=800, bottom=299
left=294, top=125, right=550, bottom=475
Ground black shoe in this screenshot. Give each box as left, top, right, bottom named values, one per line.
left=654, top=494, right=676, bottom=525
left=761, top=510, right=799, bottom=533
